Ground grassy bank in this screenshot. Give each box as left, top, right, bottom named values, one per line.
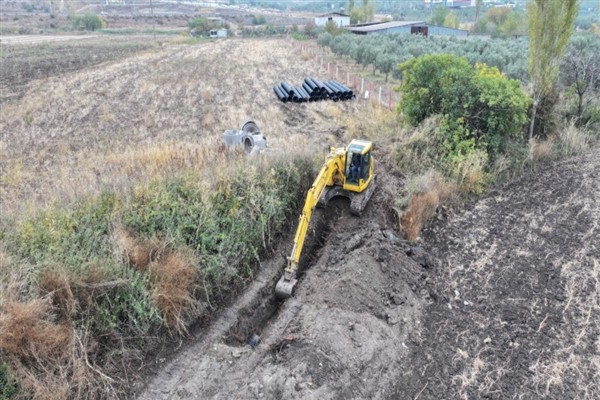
left=0, top=151, right=316, bottom=399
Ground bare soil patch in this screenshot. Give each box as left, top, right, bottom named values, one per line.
left=404, top=148, right=600, bottom=399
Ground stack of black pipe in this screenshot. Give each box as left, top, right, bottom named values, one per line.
left=273, top=77, right=355, bottom=103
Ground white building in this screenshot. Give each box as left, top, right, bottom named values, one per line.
left=315, top=12, right=350, bottom=27
left=209, top=29, right=227, bottom=38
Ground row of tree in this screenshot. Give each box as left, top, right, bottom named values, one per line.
left=319, top=0, right=599, bottom=135
left=317, top=33, right=529, bottom=82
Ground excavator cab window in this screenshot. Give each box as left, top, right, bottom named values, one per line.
left=346, top=152, right=361, bottom=184
left=361, top=151, right=371, bottom=181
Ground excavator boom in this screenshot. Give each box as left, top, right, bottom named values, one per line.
left=275, top=140, right=376, bottom=299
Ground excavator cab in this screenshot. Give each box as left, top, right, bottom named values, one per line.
left=344, top=140, right=373, bottom=192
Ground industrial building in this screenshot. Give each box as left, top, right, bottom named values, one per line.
left=348, top=21, right=469, bottom=37
left=314, top=12, right=351, bottom=27
left=424, top=0, right=477, bottom=7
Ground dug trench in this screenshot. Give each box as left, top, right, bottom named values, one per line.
left=221, top=204, right=337, bottom=349
left=138, top=191, right=436, bottom=399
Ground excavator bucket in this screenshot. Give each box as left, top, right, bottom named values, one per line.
left=275, top=275, right=297, bottom=299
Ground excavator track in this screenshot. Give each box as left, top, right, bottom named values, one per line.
left=275, top=140, right=376, bottom=300
left=350, top=175, right=377, bottom=216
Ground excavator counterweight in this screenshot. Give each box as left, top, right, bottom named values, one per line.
left=275, top=139, right=376, bottom=299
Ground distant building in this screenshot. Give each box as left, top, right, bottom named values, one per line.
left=315, top=12, right=350, bottom=27
left=210, top=29, right=227, bottom=38
left=424, top=0, right=476, bottom=7
left=348, top=21, right=469, bottom=37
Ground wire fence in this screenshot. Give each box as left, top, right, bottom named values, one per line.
left=291, top=40, right=401, bottom=110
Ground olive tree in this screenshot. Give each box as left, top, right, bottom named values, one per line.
left=560, top=33, right=600, bottom=124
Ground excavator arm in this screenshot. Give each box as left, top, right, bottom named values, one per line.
left=275, top=151, right=343, bottom=298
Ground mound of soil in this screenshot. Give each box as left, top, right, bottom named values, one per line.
left=138, top=194, right=434, bottom=399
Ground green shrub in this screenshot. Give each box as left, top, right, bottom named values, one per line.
left=399, top=54, right=529, bottom=164
left=0, top=363, right=19, bottom=400
left=0, top=153, right=316, bottom=399
left=70, top=13, right=105, bottom=31
left=7, top=191, right=120, bottom=268
left=292, top=31, right=308, bottom=41
left=252, top=14, right=267, bottom=25
left=188, top=17, right=220, bottom=36
left=581, top=104, right=600, bottom=130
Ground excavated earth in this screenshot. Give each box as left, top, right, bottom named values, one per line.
left=139, top=148, right=599, bottom=400
left=4, top=32, right=598, bottom=399
left=138, top=190, right=431, bottom=399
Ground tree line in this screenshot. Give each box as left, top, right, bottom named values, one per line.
left=318, top=32, right=530, bottom=82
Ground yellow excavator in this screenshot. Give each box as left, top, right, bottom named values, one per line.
left=275, top=139, right=377, bottom=299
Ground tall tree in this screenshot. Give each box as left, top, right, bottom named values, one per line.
left=348, top=0, right=355, bottom=12
left=362, top=0, right=374, bottom=22
left=443, top=11, right=459, bottom=29
left=431, top=6, right=449, bottom=26
left=475, top=0, right=483, bottom=23
left=527, top=0, right=579, bottom=138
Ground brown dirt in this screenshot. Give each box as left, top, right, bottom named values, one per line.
left=406, top=148, right=600, bottom=399
left=138, top=195, right=431, bottom=400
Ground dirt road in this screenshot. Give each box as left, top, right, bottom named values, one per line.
left=0, top=35, right=97, bottom=45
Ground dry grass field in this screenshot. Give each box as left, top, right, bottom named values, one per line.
left=0, top=36, right=352, bottom=223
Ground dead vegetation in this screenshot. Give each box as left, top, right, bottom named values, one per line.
left=1, top=32, right=598, bottom=400
left=114, top=228, right=200, bottom=335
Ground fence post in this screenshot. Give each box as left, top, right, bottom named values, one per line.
left=361, top=78, right=364, bottom=94
left=388, top=89, right=392, bottom=109
left=335, top=66, right=338, bottom=79
left=378, top=86, right=382, bottom=105
left=346, top=71, right=349, bottom=85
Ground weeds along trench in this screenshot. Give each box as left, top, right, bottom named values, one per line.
left=0, top=151, right=321, bottom=399
left=222, top=203, right=338, bottom=348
